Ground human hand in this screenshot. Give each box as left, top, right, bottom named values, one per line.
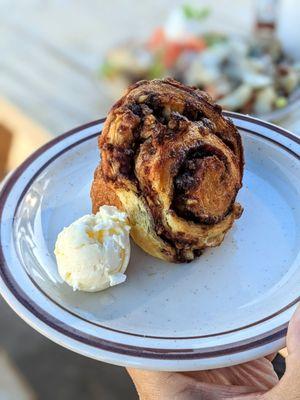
left=128, top=304, right=300, bottom=399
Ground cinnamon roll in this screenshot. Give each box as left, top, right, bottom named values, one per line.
left=91, top=78, right=244, bottom=262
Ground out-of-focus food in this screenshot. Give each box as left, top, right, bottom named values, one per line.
left=100, top=5, right=300, bottom=118
left=54, top=206, right=131, bottom=292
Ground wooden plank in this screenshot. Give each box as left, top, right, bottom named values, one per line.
left=0, top=23, right=103, bottom=133
left=0, top=97, right=50, bottom=171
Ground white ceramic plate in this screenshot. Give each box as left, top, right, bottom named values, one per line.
left=0, top=113, right=300, bottom=371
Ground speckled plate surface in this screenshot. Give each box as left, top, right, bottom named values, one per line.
left=0, top=113, right=300, bottom=371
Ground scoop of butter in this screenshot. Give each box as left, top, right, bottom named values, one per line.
left=54, top=206, right=131, bottom=292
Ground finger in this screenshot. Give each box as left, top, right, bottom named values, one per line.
left=265, top=353, right=277, bottom=362
left=127, top=368, right=167, bottom=398
left=263, top=303, right=300, bottom=399
left=183, top=358, right=278, bottom=391
left=286, top=302, right=300, bottom=363
left=127, top=369, right=193, bottom=400
left=127, top=368, right=263, bottom=400
left=283, top=302, right=300, bottom=383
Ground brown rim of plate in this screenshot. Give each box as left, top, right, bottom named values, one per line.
left=0, top=113, right=298, bottom=360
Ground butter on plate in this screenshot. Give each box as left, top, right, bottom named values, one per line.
left=54, top=206, right=131, bottom=292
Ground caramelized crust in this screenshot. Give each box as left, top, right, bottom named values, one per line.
left=91, top=78, right=244, bottom=262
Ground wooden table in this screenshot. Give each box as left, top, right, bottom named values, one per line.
left=5, top=0, right=299, bottom=136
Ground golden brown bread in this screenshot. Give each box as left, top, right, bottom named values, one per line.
left=91, top=78, right=244, bottom=262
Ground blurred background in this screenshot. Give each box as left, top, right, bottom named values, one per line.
left=0, top=0, right=297, bottom=398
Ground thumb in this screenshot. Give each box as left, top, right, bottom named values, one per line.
left=265, top=303, right=300, bottom=400
left=284, top=303, right=300, bottom=380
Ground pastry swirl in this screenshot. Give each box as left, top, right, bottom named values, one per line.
left=91, top=78, right=244, bottom=262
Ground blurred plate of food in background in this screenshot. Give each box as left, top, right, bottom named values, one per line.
left=100, top=5, right=300, bottom=122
